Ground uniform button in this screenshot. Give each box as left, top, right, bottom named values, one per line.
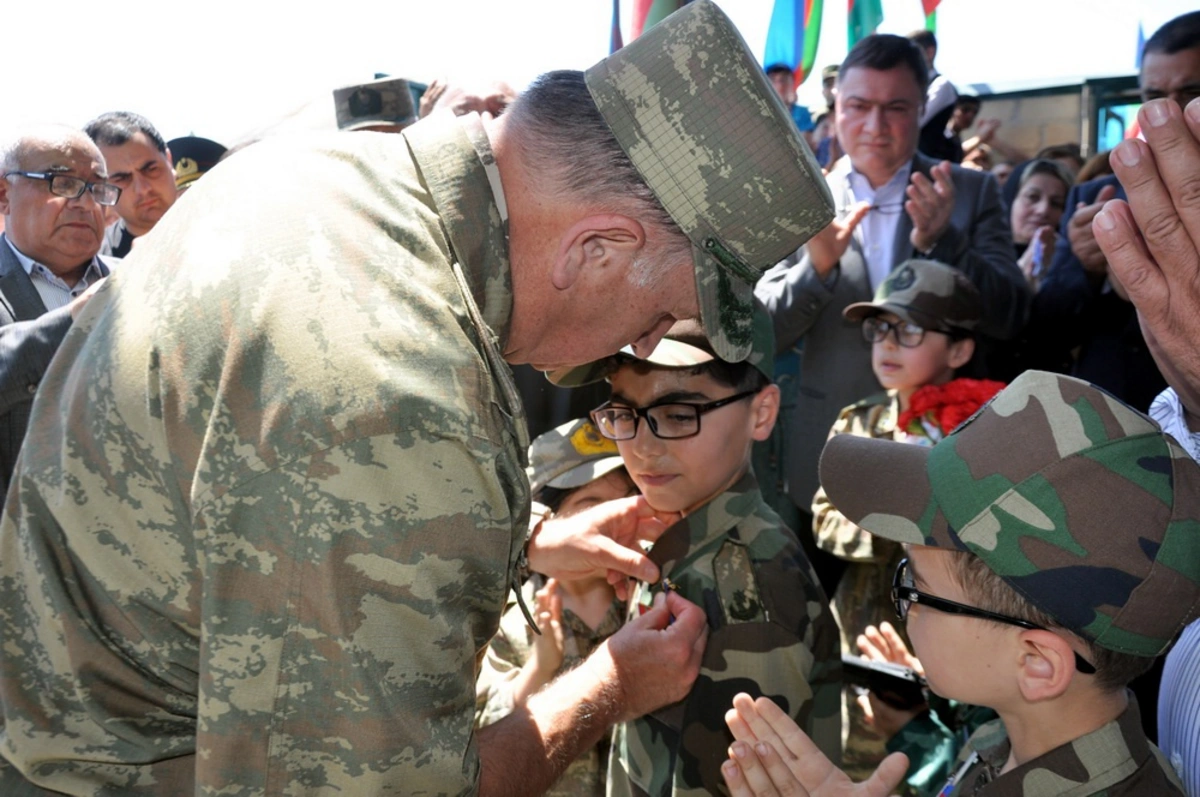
left=27, top=383, right=37, bottom=395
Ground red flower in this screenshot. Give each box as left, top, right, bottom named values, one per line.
left=897, top=379, right=1006, bottom=437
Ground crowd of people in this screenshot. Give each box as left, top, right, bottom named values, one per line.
left=0, top=2, right=1197, bottom=795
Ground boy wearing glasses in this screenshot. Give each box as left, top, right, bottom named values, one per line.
left=551, top=305, right=841, bottom=796
left=721, top=370, right=1194, bottom=796
left=811, top=258, right=1003, bottom=781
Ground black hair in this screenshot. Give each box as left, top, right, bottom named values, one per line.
left=1144, top=11, right=1200, bottom=57
left=840, top=34, right=929, bottom=92
left=84, top=111, right=167, bottom=154
left=622, top=358, right=771, bottom=394
left=765, top=63, right=794, bottom=78
left=955, top=95, right=982, bottom=110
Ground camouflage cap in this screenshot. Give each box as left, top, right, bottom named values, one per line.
left=334, top=77, right=417, bottom=131
left=843, top=259, right=983, bottom=333
left=528, top=418, right=626, bottom=496
left=584, top=0, right=832, bottom=363
left=548, top=299, right=774, bottom=387
left=818, top=371, right=1200, bottom=658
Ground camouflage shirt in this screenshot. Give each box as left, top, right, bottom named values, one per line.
left=608, top=471, right=842, bottom=796
left=0, top=113, right=530, bottom=795
left=942, top=696, right=1184, bottom=796
left=476, top=575, right=623, bottom=797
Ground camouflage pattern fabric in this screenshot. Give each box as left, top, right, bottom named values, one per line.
left=811, top=390, right=912, bottom=782
left=608, top=472, right=842, bottom=796
left=842, top=258, right=984, bottom=333
left=819, top=370, right=1200, bottom=659
left=476, top=575, right=624, bottom=797
left=942, top=696, right=1184, bottom=795
left=0, top=112, right=528, bottom=795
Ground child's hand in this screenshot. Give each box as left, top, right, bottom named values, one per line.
left=857, top=621, right=924, bottom=675
left=529, top=579, right=565, bottom=679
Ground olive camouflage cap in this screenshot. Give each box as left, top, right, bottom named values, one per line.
left=528, top=418, right=626, bottom=496
left=819, top=370, right=1200, bottom=658
left=843, top=259, right=982, bottom=333
left=585, top=0, right=832, bottom=363
left=548, top=299, right=774, bottom=387
left=334, top=77, right=417, bottom=131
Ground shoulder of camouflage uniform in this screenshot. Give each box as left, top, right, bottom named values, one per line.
left=846, top=391, right=892, bottom=412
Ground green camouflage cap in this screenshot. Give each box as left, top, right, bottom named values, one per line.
left=547, top=299, right=774, bottom=387
left=334, top=77, right=417, bottom=131
left=819, top=370, right=1200, bottom=658
left=584, top=0, right=832, bottom=363
left=527, top=418, right=625, bottom=496
left=843, top=259, right=982, bottom=333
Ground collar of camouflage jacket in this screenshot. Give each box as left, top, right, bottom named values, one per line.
left=404, top=112, right=513, bottom=347
left=956, top=693, right=1181, bottom=795
left=646, top=469, right=760, bottom=576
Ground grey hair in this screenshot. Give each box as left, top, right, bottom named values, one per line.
left=505, top=70, right=693, bottom=282
left=0, top=125, right=101, bottom=174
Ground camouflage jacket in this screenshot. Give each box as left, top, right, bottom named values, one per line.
left=942, top=696, right=1184, bottom=796
left=608, top=472, right=842, bottom=796
left=0, top=113, right=530, bottom=795
left=476, top=575, right=623, bottom=796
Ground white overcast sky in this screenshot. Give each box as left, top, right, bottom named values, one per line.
left=3, top=0, right=1196, bottom=147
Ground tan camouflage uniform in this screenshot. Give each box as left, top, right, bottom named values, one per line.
left=476, top=575, right=623, bottom=797
left=941, top=696, right=1184, bottom=795
left=0, top=112, right=529, bottom=795
left=609, top=471, right=842, bottom=797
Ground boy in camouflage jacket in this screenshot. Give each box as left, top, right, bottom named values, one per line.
left=554, top=304, right=842, bottom=796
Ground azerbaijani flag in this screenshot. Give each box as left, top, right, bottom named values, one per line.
left=763, top=0, right=825, bottom=87
left=848, top=0, right=883, bottom=47
left=632, top=0, right=690, bottom=39
left=923, top=0, right=940, bottom=33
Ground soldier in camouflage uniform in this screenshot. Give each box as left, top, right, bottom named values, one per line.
left=720, top=370, right=1199, bottom=796
left=810, top=259, right=987, bottom=783
left=0, top=3, right=836, bottom=795
left=559, top=305, right=842, bottom=796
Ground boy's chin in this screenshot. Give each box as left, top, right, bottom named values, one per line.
left=637, top=485, right=700, bottom=516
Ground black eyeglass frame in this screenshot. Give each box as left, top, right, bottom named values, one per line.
left=861, top=316, right=958, bottom=349
left=590, top=389, right=759, bottom=441
left=3, top=171, right=122, bottom=207
left=892, top=558, right=1096, bottom=675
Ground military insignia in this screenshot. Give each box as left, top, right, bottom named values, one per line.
left=570, top=422, right=618, bottom=456
left=889, top=265, right=916, bottom=292
left=714, top=542, right=765, bottom=623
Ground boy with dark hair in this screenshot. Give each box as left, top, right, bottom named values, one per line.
left=553, top=305, right=842, bottom=795
left=721, top=370, right=1197, bottom=796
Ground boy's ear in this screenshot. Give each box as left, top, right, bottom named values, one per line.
left=750, top=384, right=780, bottom=442
left=947, top=336, right=975, bottom=370
left=1014, top=629, right=1080, bottom=703
left=551, top=214, right=646, bottom=291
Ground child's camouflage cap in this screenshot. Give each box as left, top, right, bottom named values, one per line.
left=585, top=0, right=832, bottom=363
left=819, top=370, right=1200, bottom=658
left=843, top=259, right=983, bottom=333
left=528, top=418, right=625, bottom=497
left=547, top=300, right=774, bottom=387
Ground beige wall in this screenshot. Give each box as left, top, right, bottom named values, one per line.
left=967, top=91, right=1084, bottom=161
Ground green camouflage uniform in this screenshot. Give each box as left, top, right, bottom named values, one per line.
left=476, top=575, right=624, bottom=797
left=940, top=697, right=1183, bottom=795
left=608, top=471, right=842, bottom=797
left=0, top=112, right=530, bottom=795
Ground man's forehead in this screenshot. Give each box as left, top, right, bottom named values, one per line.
left=23, top=141, right=105, bottom=175
left=1140, top=48, right=1200, bottom=89
left=839, top=66, right=922, bottom=100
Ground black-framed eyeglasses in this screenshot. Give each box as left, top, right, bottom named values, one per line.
left=3, top=171, right=121, bottom=207
left=590, top=390, right=758, bottom=441
left=892, top=558, right=1095, bottom=675
left=862, top=316, right=954, bottom=348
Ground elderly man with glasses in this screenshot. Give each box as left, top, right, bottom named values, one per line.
left=0, top=125, right=121, bottom=491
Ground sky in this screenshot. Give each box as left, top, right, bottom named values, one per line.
left=3, top=0, right=1196, bottom=148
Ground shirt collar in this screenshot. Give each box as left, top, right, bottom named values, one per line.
left=847, top=159, right=913, bottom=197
left=646, top=469, right=761, bottom=576
left=5, top=235, right=102, bottom=283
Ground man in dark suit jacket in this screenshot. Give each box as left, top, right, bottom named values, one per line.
left=756, top=34, right=1027, bottom=534
left=0, top=125, right=118, bottom=489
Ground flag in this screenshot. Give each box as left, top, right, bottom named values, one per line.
left=848, top=0, right=883, bottom=48
left=611, top=0, right=624, bottom=52
left=1135, top=20, right=1145, bottom=69
left=763, top=0, right=825, bottom=87
left=632, top=0, right=688, bottom=39
left=925, top=9, right=936, bottom=33
left=921, top=0, right=940, bottom=15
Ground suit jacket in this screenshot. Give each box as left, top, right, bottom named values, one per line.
left=755, top=152, right=1027, bottom=510
left=0, top=234, right=113, bottom=493
left=1034, top=176, right=1165, bottom=412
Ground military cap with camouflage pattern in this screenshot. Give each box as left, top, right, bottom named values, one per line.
left=334, top=76, right=417, bottom=131
left=819, top=370, right=1200, bottom=658
left=548, top=298, right=774, bottom=387
left=585, top=0, right=833, bottom=363
left=527, top=418, right=625, bottom=496
left=842, top=258, right=983, bottom=333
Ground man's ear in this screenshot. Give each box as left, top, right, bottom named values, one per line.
left=947, top=336, right=975, bottom=370
left=750, top=384, right=780, bottom=442
left=1015, top=629, right=1080, bottom=703
left=551, top=214, right=646, bottom=291
left=0, top=175, right=10, bottom=217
